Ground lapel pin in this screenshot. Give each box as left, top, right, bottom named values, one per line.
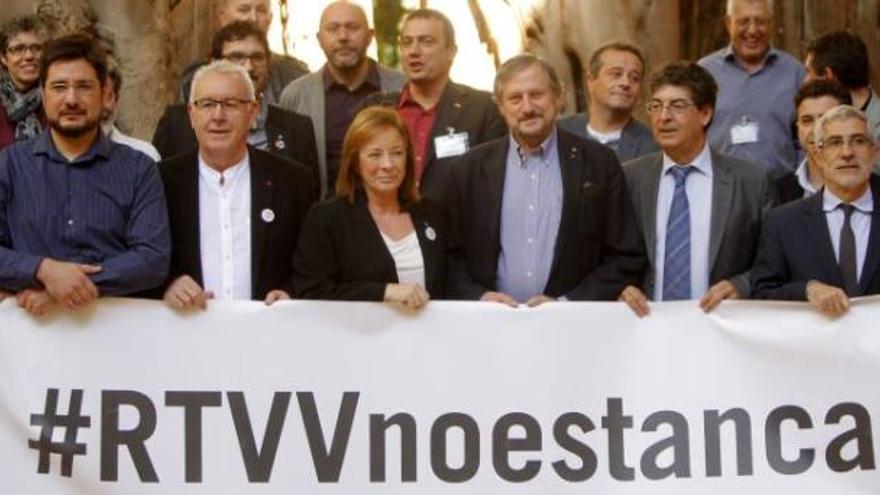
left=424, top=223, right=437, bottom=241
left=261, top=208, right=275, bottom=223
left=274, top=134, right=286, bottom=150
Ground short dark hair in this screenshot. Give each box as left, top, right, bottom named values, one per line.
left=806, top=30, right=869, bottom=90
left=794, top=79, right=852, bottom=110
left=649, top=61, right=717, bottom=110
left=402, top=8, right=456, bottom=48
left=210, top=20, right=269, bottom=60
left=39, top=33, right=108, bottom=87
left=0, top=15, right=46, bottom=53
left=589, top=41, right=646, bottom=77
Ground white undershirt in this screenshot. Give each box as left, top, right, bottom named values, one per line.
left=380, top=231, right=426, bottom=288
left=198, top=154, right=252, bottom=300
left=586, top=124, right=622, bottom=145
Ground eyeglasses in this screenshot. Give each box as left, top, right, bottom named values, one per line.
left=6, top=43, right=43, bottom=56
left=820, top=134, right=874, bottom=153
left=47, top=81, right=99, bottom=96
left=644, top=99, right=696, bottom=115
left=192, top=98, right=254, bottom=113
left=223, top=52, right=267, bottom=65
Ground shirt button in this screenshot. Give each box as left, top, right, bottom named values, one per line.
left=531, top=174, right=536, bottom=180
left=527, top=271, right=533, bottom=278
left=528, top=205, right=535, bottom=211
left=527, top=238, right=534, bottom=244
left=67, top=219, right=74, bottom=226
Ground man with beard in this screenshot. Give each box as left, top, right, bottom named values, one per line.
left=0, top=34, right=170, bottom=315
left=0, top=15, right=48, bottom=150
left=153, top=21, right=318, bottom=187
left=279, top=0, right=405, bottom=198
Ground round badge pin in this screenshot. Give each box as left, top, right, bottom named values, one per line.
left=425, top=225, right=437, bottom=241
left=261, top=208, right=275, bottom=223
left=274, top=135, right=286, bottom=150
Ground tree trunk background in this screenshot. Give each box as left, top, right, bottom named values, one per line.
left=1, top=0, right=878, bottom=139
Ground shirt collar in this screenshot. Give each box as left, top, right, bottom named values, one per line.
left=32, top=130, right=112, bottom=165
left=198, top=150, right=250, bottom=189
left=795, top=158, right=819, bottom=195
left=823, top=186, right=874, bottom=214
left=509, top=127, right=558, bottom=167
left=322, top=60, right=381, bottom=92
left=722, top=45, right=778, bottom=69
left=661, top=141, right=713, bottom=176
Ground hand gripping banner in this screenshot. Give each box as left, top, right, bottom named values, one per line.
left=0, top=298, right=878, bottom=494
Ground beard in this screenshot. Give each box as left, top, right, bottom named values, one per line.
left=48, top=114, right=100, bottom=138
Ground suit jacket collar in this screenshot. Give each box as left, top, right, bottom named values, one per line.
left=860, top=176, right=880, bottom=291
left=616, top=119, right=641, bottom=160
left=425, top=81, right=467, bottom=166
left=548, top=129, right=587, bottom=280
left=638, top=153, right=665, bottom=267
left=803, top=188, right=845, bottom=287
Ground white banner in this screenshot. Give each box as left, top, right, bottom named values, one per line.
left=1, top=297, right=879, bottom=494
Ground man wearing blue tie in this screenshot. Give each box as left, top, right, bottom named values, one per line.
left=619, top=62, right=775, bottom=316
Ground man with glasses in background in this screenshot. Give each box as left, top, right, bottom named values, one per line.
left=620, top=62, right=774, bottom=317
left=699, top=0, right=805, bottom=179
left=0, top=15, right=48, bottom=150
left=752, top=105, right=880, bottom=315
left=154, top=21, right=318, bottom=188
left=158, top=60, right=315, bottom=309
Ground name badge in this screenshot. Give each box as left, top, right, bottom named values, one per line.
left=730, top=117, right=759, bottom=145
left=434, top=131, right=469, bottom=159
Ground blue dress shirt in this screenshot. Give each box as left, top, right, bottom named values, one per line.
left=0, top=132, right=170, bottom=294
left=497, top=130, right=563, bottom=302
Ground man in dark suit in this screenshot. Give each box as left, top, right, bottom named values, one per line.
left=558, top=41, right=658, bottom=162
left=153, top=21, right=319, bottom=189
left=620, top=62, right=775, bottom=316
left=447, top=55, right=645, bottom=306
left=752, top=105, right=880, bottom=316
left=159, top=60, right=315, bottom=309
left=775, top=79, right=851, bottom=204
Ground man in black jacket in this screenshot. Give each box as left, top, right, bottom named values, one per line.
left=447, top=55, right=645, bottom=306
left=159, top=60, right=315, bottom=309
left=153, top=21, right=319, bottom=190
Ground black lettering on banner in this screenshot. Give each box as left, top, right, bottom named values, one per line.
left=430, top=413, right=480, bottom=482
left=765, top=405, right=815, bottom=475
left=297, top=391, right=358, bottom=482
left=640, top=410, right=691, bottom=480
left=165, top=391, right=222, bottom=482
left=492, top=413, right=542, bottom=482
left=704, top=408, right=754, bottom=477
left=551, top=412, right=598, bottom=482
left=825, top=402, right=876, bottom=472
left=601, top=398, right=636, bottom=481
left=100, top=390, right=159, bottom=482
left=228, top=391, right=292, bottom=483
left=369, top=413, right=417, bottom=482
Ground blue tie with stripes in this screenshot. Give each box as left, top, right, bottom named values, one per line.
left=663, top=166, right=695, bottom=301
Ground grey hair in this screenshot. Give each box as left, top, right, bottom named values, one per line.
left=814, top=104, right=871, bottom=145
left=189, top=59, right=255, bottom=104
left=726, top=0, right=774, bottom=16
left=493, top=54, right=562, bottom=101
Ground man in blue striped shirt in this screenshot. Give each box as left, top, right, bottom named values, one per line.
left=0, top=34, right=170, bottom=315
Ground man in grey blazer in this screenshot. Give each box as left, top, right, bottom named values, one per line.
left=558, top=42, right=658, bottom=163
left=620, top=62, right=775, bottom=316
left=278, top=0, right=405, bottom=198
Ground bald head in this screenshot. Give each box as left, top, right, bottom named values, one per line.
left=319, top=1, right=369, bottom=28
left=317, top=0, right=374, bottom=71
left=219, top=0, right=272, bottom=33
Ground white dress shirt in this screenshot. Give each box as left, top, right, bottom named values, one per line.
left=794, top=158, right=819, bottom=197
left=654, top=143, right=714, bottom=301
left=198, top=154, right=252, bottom=300
left=586, top=125, right=622, bottom=145
left=380, top=230, right=426, bottom=288
left=823, top=187, right=873, bottom=282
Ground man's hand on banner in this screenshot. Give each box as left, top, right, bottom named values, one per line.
left=36, top=258, right=101, bottom=311
left=619, top=285, right=650, bottom=317
left=806, top=280, right=850, bottom=317
left=525, top=295, right=555, bottom=307
left=480, top=291, right=518, bottom=307
left=384, top=283, right=430, bottom=309
left=264, top=290, right=291, bottom=305
left=163, top=275, right=213, bottom=310
left=16, top=289, right=56, bottom=316
left=699, top=280, right=739, bottom=312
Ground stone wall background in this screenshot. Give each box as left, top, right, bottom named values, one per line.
left=1, top=0, right=877, bottom=140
